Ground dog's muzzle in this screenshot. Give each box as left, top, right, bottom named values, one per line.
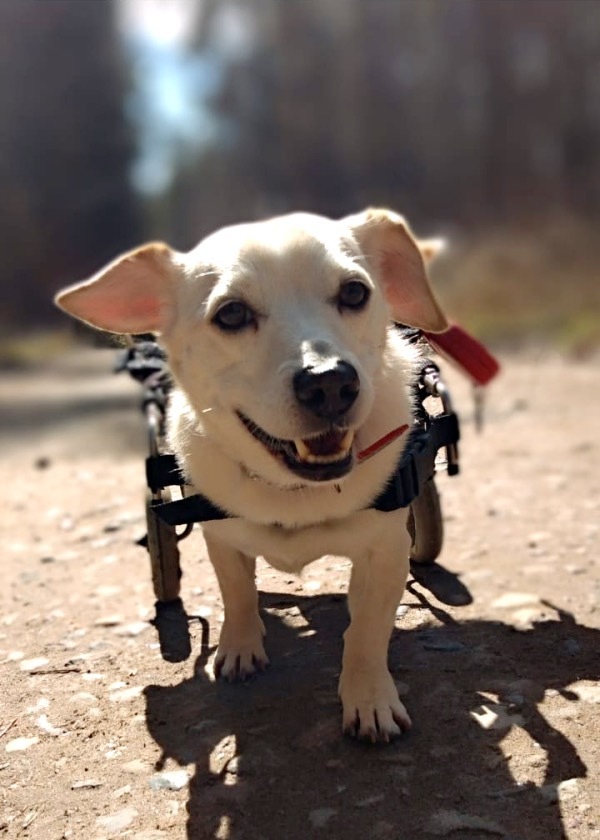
left=237, top=412, right=354, bottom=482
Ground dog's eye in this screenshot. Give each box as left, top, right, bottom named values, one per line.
left=337, top=280, right=370, bottom=311
left=212, top=300, right=255, bottom=332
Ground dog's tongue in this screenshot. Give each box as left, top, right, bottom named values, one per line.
left=304, top=429, right=348, bottom=456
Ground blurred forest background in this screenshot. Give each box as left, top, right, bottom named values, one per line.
left=2, top=0, right=600, bottom=362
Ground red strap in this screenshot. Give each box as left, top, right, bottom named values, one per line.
left=422, top=324, right=500, bottom=386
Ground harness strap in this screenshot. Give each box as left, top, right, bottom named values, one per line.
left=155, top=493, right=229, bottom=526
left=371, top=413, right=459, bottom=512
left=147, top=410, right=459, bottom=526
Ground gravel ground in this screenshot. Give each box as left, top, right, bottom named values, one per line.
left=1, top=348, right=599, bottom=840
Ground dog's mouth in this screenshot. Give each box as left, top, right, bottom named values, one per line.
left=237, top=412, right=354, bottom=482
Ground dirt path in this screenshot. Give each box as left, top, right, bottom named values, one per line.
left=1, top=349, right=599, bottom=840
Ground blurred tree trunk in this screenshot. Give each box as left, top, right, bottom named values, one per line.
left=0, top=0, right=140, bottom=331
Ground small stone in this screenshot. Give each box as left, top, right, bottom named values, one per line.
left=470, top=703, right=524, bottom=731
left=69, top=692, right=98, bottom=705
left=40, top=556, right=55, bottom=564
left=209, top=735, right=237, bottom=775
left=309, top=807, right=337, bottom=828
left=109, top=686, right=143, bottom=703
left=103, top=522, right=122, bottom=533
left=372, top=820, right=396, bottom=837
left=428, top=809, right=505, bottom=836
left=422, top=638, right=467, bottom=653
left=539, top=778, right=579, bottom=804
left=71, top=779, right=103, bottom=790
left=572, top=682, right=600, bottom=703
left=19, top=657, right=49, bottom=672
left=6, top=736, right=39, bottom=752
left=149, top=770, right=189, bottom=791
left=511, top=606, right=552, bottom=630
left=34, top=456, right=51, bottom=470
left=94, top=615, right=123, bottom=627
left=7, top=650, right=24, bottom=661
left=35, top=715, right=64, bottom=736
left=96, top=807, right=138, bottom=833
left=122, top=759, right=152, bottom=774
left=377, top=751, right=414, bottom=765
left=114, top=622, right=148, bottom=637
left=355, top=794, right=385, bottom=808
left=491, top=593, right=539, bottom=609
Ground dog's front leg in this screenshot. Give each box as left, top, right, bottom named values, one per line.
left=204, top=532, right=268, bottom=681
left=339, top=511, right=411, bottom=742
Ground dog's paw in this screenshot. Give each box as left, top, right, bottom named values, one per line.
left=338, top=666, right=411, bottom=743
left=213, top=617, right=269, bottom=682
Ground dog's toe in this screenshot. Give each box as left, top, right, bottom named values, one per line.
left=213, top=623, right=269, bottom=682
left=339, top=668, right=411, bottom=743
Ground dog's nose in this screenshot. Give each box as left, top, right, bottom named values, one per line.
left=293, top=360, right=360, bottom=420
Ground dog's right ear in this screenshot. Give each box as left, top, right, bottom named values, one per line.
left=54, top=243, right=177, bottom=334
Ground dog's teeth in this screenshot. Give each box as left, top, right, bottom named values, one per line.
left=294, top=438, right=312, bottom=461
left=293, top=431, right=355, bottom=464
left=340, top=429, right=355, bottom=451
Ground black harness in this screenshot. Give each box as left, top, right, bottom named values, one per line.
left=117, top=338, right=460, bottom=530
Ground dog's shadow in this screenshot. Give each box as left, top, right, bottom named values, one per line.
left=144, top=592, right=597, bottom=840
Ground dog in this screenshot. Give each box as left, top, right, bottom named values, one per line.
left=55, top=208, right=448, bottom=742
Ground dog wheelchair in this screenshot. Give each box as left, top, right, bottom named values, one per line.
left=117, top=325, right=498, bottom=658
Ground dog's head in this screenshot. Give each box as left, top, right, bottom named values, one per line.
left=56, top=209, right=446, bottom=487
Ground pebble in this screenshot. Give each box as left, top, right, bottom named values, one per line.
left=94, top=615, right=123, bottom=627
left=427, top=809, right=505, bottom=836
left=19, top=657, right=49, bottom=672
left=114, top=622, right=149, bottom=637
left=69, top=692, right=98, bottom=706
left=309, top=807, right=337, bottom=828
left=7, top=650, right=24, bottom=661
left=355, top=794, right=385, bottom=808
left=209, top=735, right=237, bottom=775
left=149, top=770, right=189, bottom=791
left=109, top=686, right=144, bottom=703
left=470, top=703, right=524, bottom=731
left=539, top=778, right=580, bottom=804
left=5, top=737, right=39, bottom=752
left=71, top=779, right=103, bottom=789
left=422, top=638, right=467, bottom=652
left=491, top=592, right=540, bottom=609
left=96, top=807, right=138, bottom=834
left=572, top=682, right=600, bottom=703
left=122, top=759, right=153, bottom=775
left=35, top=714, right=64, bottom=736
left=377, top=751, right=414, bottom=765
left=511, top=606, right=553, bottom=630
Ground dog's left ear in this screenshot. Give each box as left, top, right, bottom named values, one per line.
left=344, top=208, right=448, bottom=333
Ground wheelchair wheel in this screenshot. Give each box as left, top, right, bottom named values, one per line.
left=407, top=477, right=443, bottom=564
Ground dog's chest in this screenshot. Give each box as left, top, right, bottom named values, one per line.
left=202, top=507, right=405, bottom=573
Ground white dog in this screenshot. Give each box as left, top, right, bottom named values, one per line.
left=55, top=208, right=447, bottom=742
